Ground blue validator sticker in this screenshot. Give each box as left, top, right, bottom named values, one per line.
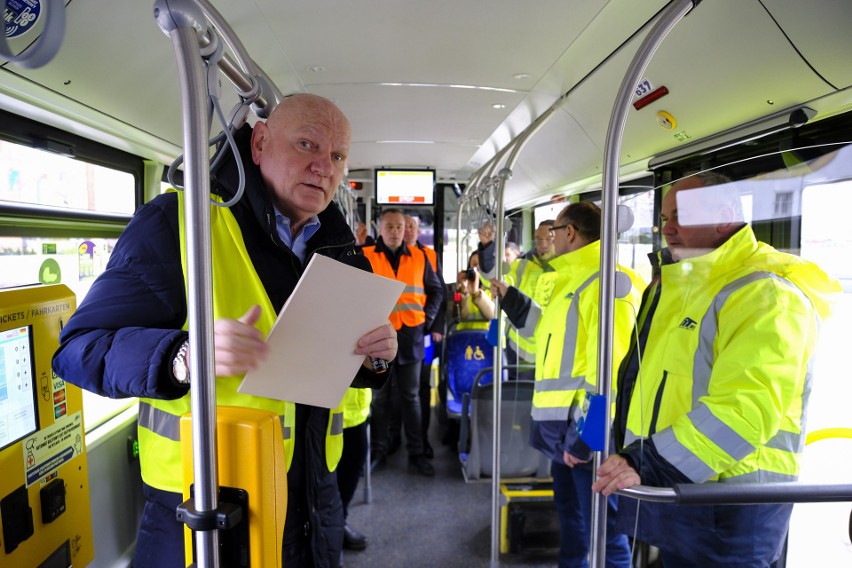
left=577, top=392, right=607, bottom=451
left=4, top=0, right=42, bottom=39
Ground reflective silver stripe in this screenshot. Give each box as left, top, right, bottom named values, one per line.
left=779, top=277, right=818, bottom=451
left=278, top=417, right=292, bottom=440
left=765, top=429, right=805, bottom=453
left=138, top=401, right=182, bottom=442
left=330, top=412, right=344, bottom=436
left=797, top=354, right=816, bottom=452
left=392, top=303, right=425, bottom=314
left=520, top=302, right=541, bottom=339
left=534, top=375, right=586, bottom=393
left=689, top=404, right=755, bottom=461
left=719, top=470, right=798, bottom=484
left=694, top=272, right=808, bottom=403
left=693, top=271, right=815, bottom=455
left=624, top=428, right=642, bottom=446
left=140, top=401, right=293, bottom=443
left=404, top=285, right=425, bottom=295
left=787, top=284, right=819, bottom=454
left=692, top=272, right=775, bottom=404
left=559, top=273, right=598, bottom=381
left=663, top=274, right=790, bottom=480
left=531, top=405, right=575, bottom=421
left=515, top=259, right=528, bottom=286
left=507, top=335, right=536, bottom=362
left=653, top=427, right=716, bottom=483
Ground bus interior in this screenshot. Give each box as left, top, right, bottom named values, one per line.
left=1, top=1, right=851, bottom=566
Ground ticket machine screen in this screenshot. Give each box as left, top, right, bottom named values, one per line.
left=0, top=325, right=38, bottom=452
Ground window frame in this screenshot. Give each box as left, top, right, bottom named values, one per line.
left=0, top=109, right=144, bottom=239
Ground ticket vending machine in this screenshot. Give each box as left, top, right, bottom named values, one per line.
left=0, top=285, right=93, bottom=567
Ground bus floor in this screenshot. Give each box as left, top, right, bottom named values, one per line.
left=342, top=418, right=559, bottom=568
left=341, top=415, right=852, bottom=567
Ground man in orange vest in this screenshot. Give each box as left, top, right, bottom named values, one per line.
left=404, top=214, right=446, bottom=459
left=363, top=209, right=445, bottom=476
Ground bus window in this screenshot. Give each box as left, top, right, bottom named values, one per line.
left=0, top=136, right=139, bottom=431
left=0, top=236, right=117, bottom=298
left=533, top=202, right=563, bottom=227
left=1, top=140, right=135, bottom=215
left=799, top=179, right=852, bottom=432
left=617, top=190, right=655, bottom=284
left=786, top=159, right=852, bottom=566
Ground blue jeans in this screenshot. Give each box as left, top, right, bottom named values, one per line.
left=660, top=549, right=784, bottom=568
left=551, top=460, right=631, bottom=568
left=135, top=483, right=184, bottom=567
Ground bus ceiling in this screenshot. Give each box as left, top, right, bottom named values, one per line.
left=1, top=1, right=851, bottom=210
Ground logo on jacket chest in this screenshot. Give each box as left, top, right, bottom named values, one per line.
left=678, top=317, right=697, bottom=330
left=535, top=274, right=557, bottom=307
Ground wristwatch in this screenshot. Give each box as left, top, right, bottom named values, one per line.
left=172, top=340, right=190, bottom=384
left=370, top=357, right=389, bottom=374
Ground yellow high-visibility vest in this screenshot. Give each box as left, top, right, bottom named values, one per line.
left=137, top=193, right=343, bottom=493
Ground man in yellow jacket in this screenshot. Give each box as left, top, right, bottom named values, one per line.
left=593, top=172, right=841, bottom=566
left=503, top=220, right=556, bottom=380
left=492, top=202, right=644, bottom=568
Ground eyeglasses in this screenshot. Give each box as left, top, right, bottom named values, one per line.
left=548, top=223, right=570, bottom=235
left=658, top=212, right=678, bottom=227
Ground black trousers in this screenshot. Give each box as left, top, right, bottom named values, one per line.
left=336, top=421, right=368, bottom=519
left=371, top=361, right=423, bottom=456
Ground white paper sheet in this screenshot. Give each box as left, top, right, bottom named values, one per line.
left=237, top=254, right=403, bottom=408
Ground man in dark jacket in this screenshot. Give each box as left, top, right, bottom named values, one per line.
left=362, top=210, right=444, bottom=476
left=52, top=94, right=397, bottom=568
left=404, top=214, right=446, bottom=459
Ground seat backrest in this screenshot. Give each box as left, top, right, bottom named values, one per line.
left=461, top=379, right=549, bottom=481
left=444, top=329, right=495, bottom=414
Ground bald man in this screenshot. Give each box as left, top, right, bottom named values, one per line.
left=55, top=94, right=397, bottom=568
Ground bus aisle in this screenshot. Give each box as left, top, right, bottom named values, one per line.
left=342, top=422, right=558, bottom=568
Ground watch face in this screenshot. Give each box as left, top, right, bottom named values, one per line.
left=174, top=362, right=188, bottom=383
left=173, top=341, right=190, bottom=383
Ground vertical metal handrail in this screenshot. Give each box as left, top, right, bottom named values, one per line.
left=155, top=0, right=221, bottom=565
left=475, top=98, right=567, bottom=565
left=592, top=1, right=697, bottom=567
left=489, top=171, right=506, bottom=567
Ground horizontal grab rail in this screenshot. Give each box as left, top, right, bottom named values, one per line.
left=618, top=482, right=852, bottom=505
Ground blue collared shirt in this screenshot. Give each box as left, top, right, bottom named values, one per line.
left=274, top=209, right=321, bottom=264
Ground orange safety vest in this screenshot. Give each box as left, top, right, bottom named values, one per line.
left=419, top=244, right=438, bottom=272
left=363, top=244, right=428, bottom=330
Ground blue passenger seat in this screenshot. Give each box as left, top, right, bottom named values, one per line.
left=443, top=328, right=500, bottom=417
